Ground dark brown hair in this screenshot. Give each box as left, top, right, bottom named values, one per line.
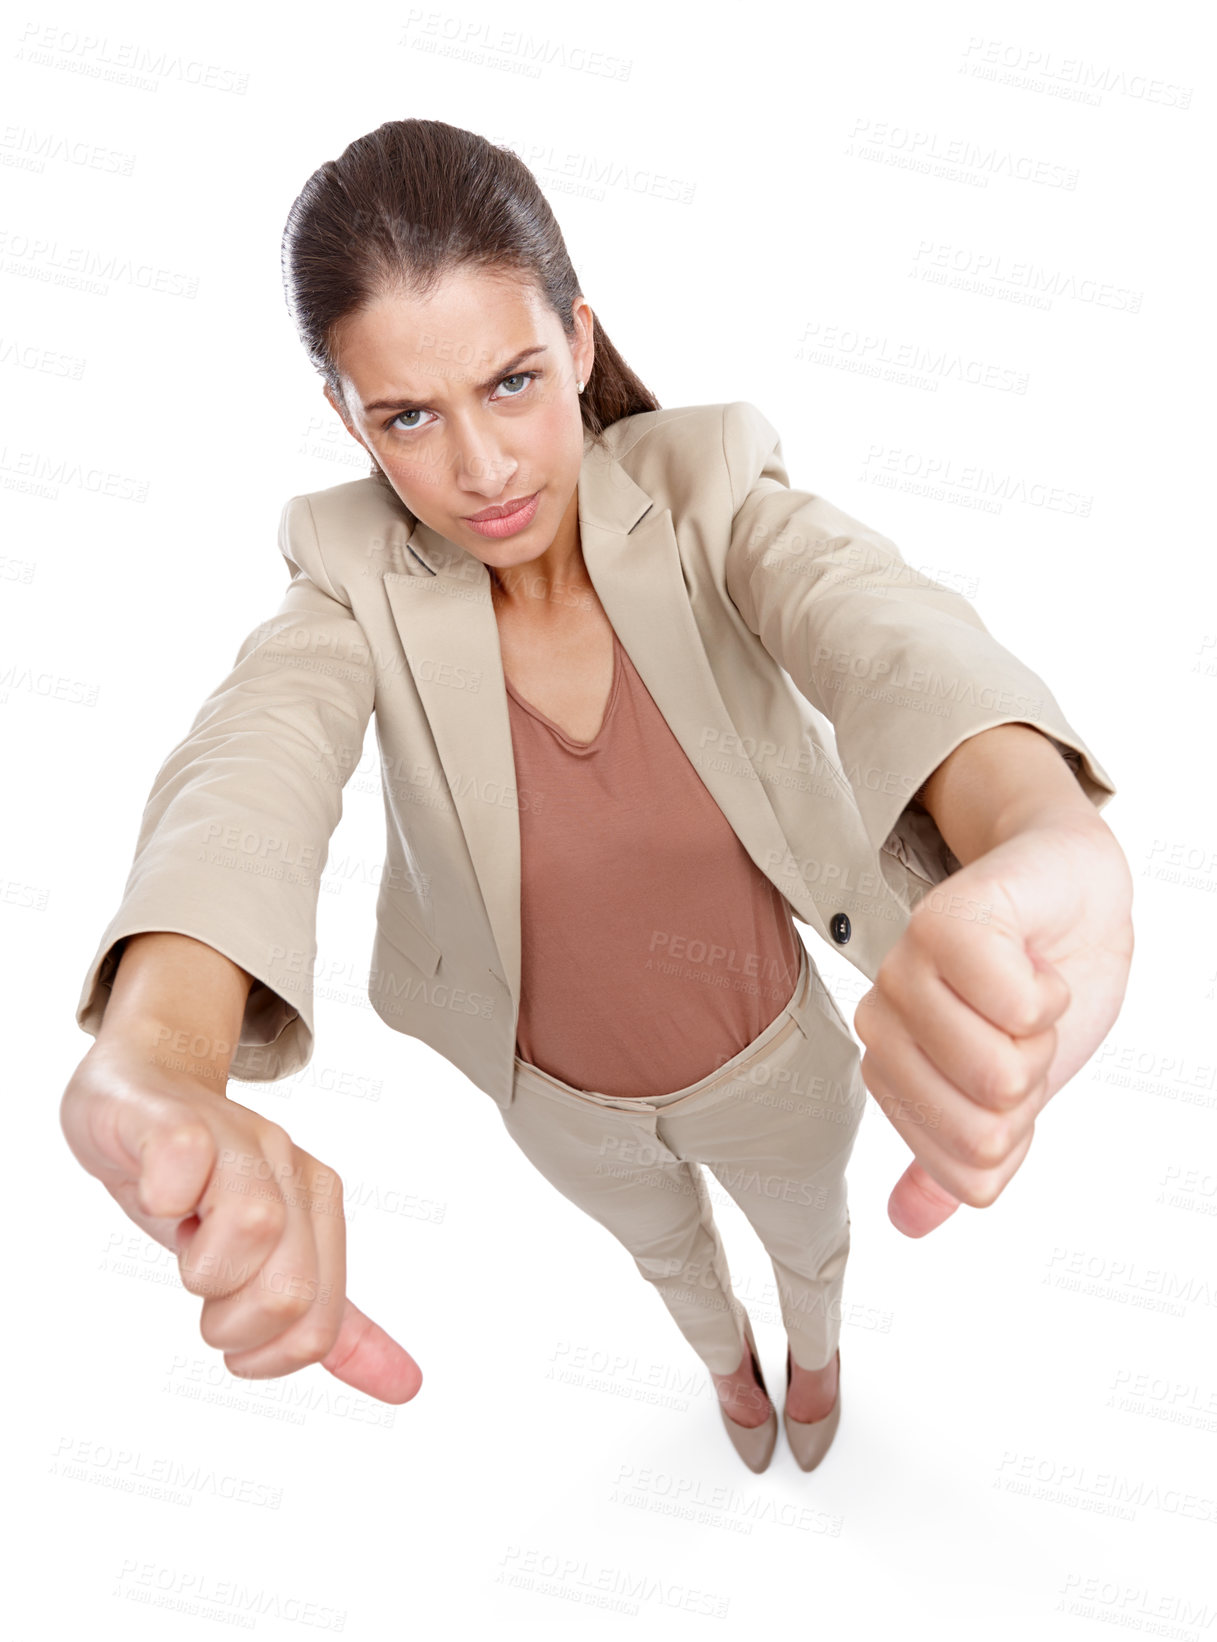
left=280, top=118, right=661, bottom=493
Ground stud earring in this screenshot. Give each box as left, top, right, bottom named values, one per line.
left=577, top=379, right=584, bottom=394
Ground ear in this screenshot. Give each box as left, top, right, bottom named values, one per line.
left=571, top=296, right=595, bottom=390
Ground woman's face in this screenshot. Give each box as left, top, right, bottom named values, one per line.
left=325, top=267, right=594, bottom=572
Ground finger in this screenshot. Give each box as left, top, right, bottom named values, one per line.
left=136, top=1120, right=220, bottom=1221
left=866, top=1049, right=1039, bottom=1211
left=97, top=1174, right=205, bottom=1255
left=872, top=937, right=1059, bottom=1115
left=60, top=1068, right=241, bottom=1254
left=322, top=1301, right=423, bottom=1405
left=71, top=1077, right=219, bottom=1221
left=219, top=1179, right=423, bottom=1406
left=860, top=1026, right=1040, bottom=1201
left=213, top=1149, right=346, bottom=1372
left=910, top=892, right=1073, bottom=1041
left=172, top=1119, right=296, bottom=1305
left=887, top=1161, right=962, bottom=1239
left=218, top=1187, right=423, bottom=1404
left=194, top=1142, right=333, bottom=1352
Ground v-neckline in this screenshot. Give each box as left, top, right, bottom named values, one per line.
left=504, top=629, right=623, bottom=751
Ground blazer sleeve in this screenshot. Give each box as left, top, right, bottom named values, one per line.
left=74, top=494, right=376, bottom=1081
left=720, top=400, right=1118, bottom=878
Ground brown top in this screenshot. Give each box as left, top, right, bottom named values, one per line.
left=505, top=626, right=801, bottom=1097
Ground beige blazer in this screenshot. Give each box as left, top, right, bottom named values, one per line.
left=76, top=401, right=1117, bottom=1110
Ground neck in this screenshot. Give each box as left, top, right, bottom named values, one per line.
left=489, top=488, right=589, bottom=613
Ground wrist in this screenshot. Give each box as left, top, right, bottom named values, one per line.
left=921, top=722, right=1100, bottom=866
left=95, top=1011, right=238, bottom=1094
left=984, top=790, right=1108, bottom=852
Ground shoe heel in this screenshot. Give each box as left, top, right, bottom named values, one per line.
left=716, top=1311, right=778, bottom=1474
left=783, top=1344, right=841, bottom=1472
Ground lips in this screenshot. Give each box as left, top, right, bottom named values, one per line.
left=461, top=490, right=542, bottom=540
left=464, top=492, right=538, bottom=523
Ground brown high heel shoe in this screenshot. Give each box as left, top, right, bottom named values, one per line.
left=783, top=1344, right=841, bottom=1472
left=716, top=1311, right=778, bottom=1473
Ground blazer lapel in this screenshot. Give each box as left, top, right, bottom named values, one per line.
left=382, top=430, right=813, bottom=1014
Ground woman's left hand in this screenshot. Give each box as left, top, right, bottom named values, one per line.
left=853, top=814, right=1134, bottom=1238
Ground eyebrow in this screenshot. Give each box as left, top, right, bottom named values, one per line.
left=362, top=346, right=550, bottom=414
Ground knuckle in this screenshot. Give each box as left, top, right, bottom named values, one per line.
left=959, top=1170, right=1003, bottom=1209
left=1007, top=1002, right=1039, bottom=1038
left=286, top=1322, right=339, bottom=1364
left=958, top=1118, right=1010, bottom=1171
left=979, top=1060, right=1028, bottom=1110
left=198, top=1315, right=226, bottom=1350
left=159, top=1116, right=213, bottom=1155
left=259, top=1288, right=312, bottom=1329
left=255, top=1118, right=292, bottom=1156
left=233, top=1195, right=286, bottom=1240
left=277, top=1348, right=325, bottom=1376
left=975, top=1127, right=1010, bottom=1171
left=907, top=903, right=941, bottom=948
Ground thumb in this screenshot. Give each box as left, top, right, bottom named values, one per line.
left=313, top=1300, right=423, bottom=1405
left=888, top=1161, right=962, bottom=1239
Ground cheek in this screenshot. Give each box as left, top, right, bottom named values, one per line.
left=385, top=446, right=444, bottom=500
left=535, top=404, right=584, bottom=478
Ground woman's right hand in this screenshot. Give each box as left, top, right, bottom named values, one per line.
left=60, top=1039, right=421, bottom=1405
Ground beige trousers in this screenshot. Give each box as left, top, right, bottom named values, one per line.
left=499, top=942, right=867, bottom=1377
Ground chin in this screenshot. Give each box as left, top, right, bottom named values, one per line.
left=476, top=535, right=553, bottom=567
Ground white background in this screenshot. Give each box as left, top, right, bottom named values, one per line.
left=5, top=0, right=1215, bottom=1635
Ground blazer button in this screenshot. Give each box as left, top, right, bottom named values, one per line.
left=830, top=912, right=851, bottom=945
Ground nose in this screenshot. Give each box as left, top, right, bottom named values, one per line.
left=454, top=428, right=517, bottom=499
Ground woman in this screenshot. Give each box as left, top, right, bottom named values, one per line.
left=61, top=119, right=1133, bottom=1476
